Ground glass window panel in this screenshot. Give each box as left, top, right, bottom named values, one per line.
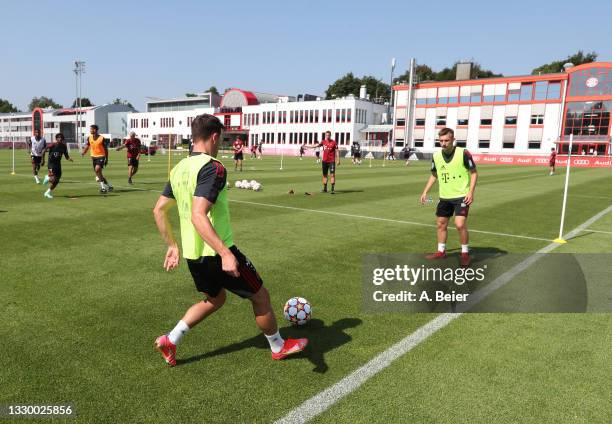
left=470, top=93, right=482, bottom=102
left=520, top=84, right=533, bottom=100
left=534, top=81, right=548, bottom=100
left=460, top=95, right=470, bottom=103
left=547, top=82, right=561, bottom=99
left=448, top=96, right=458, bottom=104
left=483, top=95, right=494, bottom=102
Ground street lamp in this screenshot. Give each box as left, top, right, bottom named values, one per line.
left=73, top=60, right=86, bottom=148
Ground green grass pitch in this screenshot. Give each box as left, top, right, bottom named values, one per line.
left=2, top=149, right=612, bottom=423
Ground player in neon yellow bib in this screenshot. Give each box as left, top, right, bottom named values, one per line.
left=420, top=128, right=478, bottom=266
left=152, top=114, right=308, bottom=366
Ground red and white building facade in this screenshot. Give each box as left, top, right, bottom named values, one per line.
left=393, top=62, right=612, bottom=161
left=127, top=88, right=388, bottom=152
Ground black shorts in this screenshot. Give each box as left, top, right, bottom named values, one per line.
left=315, top=151, right=320, bottom=157
left=128, top=157, right=139, bottom=168
left=186, top=246, right=263, bottom=299
left=353, top=152, right=361, bottom=159
left=92, top=157, right=105, bottom=169
left=436, top=197, right=469, bottom=218
left=48, top=166, right=61, bottom=180
left=234, top=152, right=244, bottom=161
left=322, top=161, right=336, bottom=176
left=31, top=155, right=42, bottom=166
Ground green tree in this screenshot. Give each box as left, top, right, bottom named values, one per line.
left=394, top=62, right=502, bottom=84
left=208, top=86, right=219, bottom=95
left=326, top=73, right=390, bottom=100
left=112, top=98, right=134, bottom=109
left=28, top=96, right=62, bottom=111
left=185, top=93, right=198, bottom=97
left=0, top=98, right=19, bottom=113
left=71, top=97, right=94, bottom=107
left=531, top=50, right=597, bottom=75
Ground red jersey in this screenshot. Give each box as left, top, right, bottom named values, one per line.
left=233, top=140, right=244, bottom=153
left=321, top=139, right=338, bottom=163
left=124, top=138, right=141, bottom=158
left=549, top=151, right=557, bottom=164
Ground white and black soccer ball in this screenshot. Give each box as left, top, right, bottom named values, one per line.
left=283, top=297, right=312, bottom=326
left=235, top=181, right=243, bottom=189
left=252, top=183, right=262, bottom=191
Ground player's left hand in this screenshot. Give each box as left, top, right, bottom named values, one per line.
left=464, top=193, right=474, bottom=205
left=164, top=245, right=180, bottom=271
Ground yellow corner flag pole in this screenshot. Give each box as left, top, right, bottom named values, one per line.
left=553, top=134, right=573, bottom=244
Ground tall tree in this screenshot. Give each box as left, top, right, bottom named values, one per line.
left=531, top=51, right=597, bottom=75
left=71, top=97, right=93, bottom=107
left=208, top=86, right=219, bottom=95
left=28, top=96, right=62, bottom=111
left=112, top=98, right=134, bottom=109
left=0, top=99, right=19, bottom=113
left=394, top=62, right=502, bottom=84
left=325, top=73, right=390, bottom=101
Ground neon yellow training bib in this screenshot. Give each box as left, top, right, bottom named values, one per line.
left=432, top=147, right=470, bottom=200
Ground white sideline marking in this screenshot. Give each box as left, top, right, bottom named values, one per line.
left=17, top=174, right=550, bottom=243
left=230, top=199, right=551, bottom=242
left=581, top=229, right=612, bottom=235
left=274, top=205, right=612, bottom=424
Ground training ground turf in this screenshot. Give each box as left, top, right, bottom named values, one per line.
left=2, top=150, right=612, bottom=423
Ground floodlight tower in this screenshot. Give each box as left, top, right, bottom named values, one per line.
left=73, top=60, right=86, bottom=148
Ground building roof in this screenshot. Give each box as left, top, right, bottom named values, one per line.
left=360, top=125, right=392, bottom=133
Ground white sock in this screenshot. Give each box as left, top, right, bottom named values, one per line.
left=100, top=181, right=106, bottom=189
left=461, top=244, right=469, bottom=253
left=438, top=243, right=446, bottom=253
left=168, top=320, right=190, bottom=345
left=265, top=331, right=284, bottom=353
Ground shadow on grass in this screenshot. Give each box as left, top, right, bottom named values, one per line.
left=176, top=318, right=362, bottom=373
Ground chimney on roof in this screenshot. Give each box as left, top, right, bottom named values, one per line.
left=359, top=85, right=367, bottom=99
left=456, top=62, right=473, bottom=80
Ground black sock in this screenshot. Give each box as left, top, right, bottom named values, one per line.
left=331, top=184, right=335, bottom=192
left=323, top=183, right=327, bottom=192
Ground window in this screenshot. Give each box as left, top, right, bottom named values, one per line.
left=483, top=94, right=495, bottom=103
left=396, top=119, right=406, bottom=127
left=494, top=92, right=505, bottom=102
left=456, top=140, right=467, bottom=147
left=347, top=109, right=351, bottom=122
left=480, top=118, right=492, bottom=125
left=426, top=89, right=437, bottom=105
left=457, top=119, right=469, bottom=126
left=436, top=116, right=446, bottom=126
left=414, top=140, right=424, bottom=147
left=448, top=96, right=458, bottom=104
left=315, top=110, right=319, bottom=123
left=336, top=110, right=341, bottom=123
left=478, top=140, right=490, bottom=148
left=534, top=81, right=548, bottom=100
left=503, top=142, right=515, bottom=149
left=470, top=87, right=482, bottom=103
left=438, top=96, right=448, bottom=105
left=434, top=140, right=441, bottom=147
left=563, top=100, right=611, bottom=137
left=508, top=87, right=520, bottom=102
left=520, top=83, right=533, bottom=101
left=460, top=95, right=470, bottom=103
left=531, top=115, right=544, bottom=125
left=505, top=116, right=517, bottom=125
left=547, top=82, right=561, bottom=99
left=528, top=141, right=541, bottom=149
left=415, top=118, right=425, bottom=126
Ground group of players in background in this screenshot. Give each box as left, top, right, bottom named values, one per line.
left=27, top=126, right=144, bottom=198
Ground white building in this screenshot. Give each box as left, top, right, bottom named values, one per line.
left=127, top=88, right=388, bottom=153
left=393, top=61, right=612, bottom=156
left=0, top=103, right=134, bottom=147
left=127, top=93, right=219, bottom=146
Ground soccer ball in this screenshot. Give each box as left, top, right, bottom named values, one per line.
left=252, top=183, right=262, bottom=191
left=235, top=181, right=243, bottom=189
left=250, top=180, right=257, bottom=186
left=243, top=182, right=252, bottom=189
left=283, top=297, right=311, bottom=325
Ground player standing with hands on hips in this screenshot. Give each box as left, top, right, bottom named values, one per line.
left=420, top=128, right=477, bottom=266
left=307, top=130, right=340, bottom=194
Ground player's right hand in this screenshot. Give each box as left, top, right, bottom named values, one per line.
left=419, top=193, right=428, bottom=204
left=221, top=253, right=240, bottom=277
left=164, top=245, right=180, bottom=271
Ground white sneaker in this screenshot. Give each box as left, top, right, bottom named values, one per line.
left=43, top=175, right=49, bottom=185
left=35, top=176, right=40, bottom=184
left=44, top=191, right=53, bottom=199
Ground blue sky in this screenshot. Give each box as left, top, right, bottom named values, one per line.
left=2, top=0, right=610, bottom=111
